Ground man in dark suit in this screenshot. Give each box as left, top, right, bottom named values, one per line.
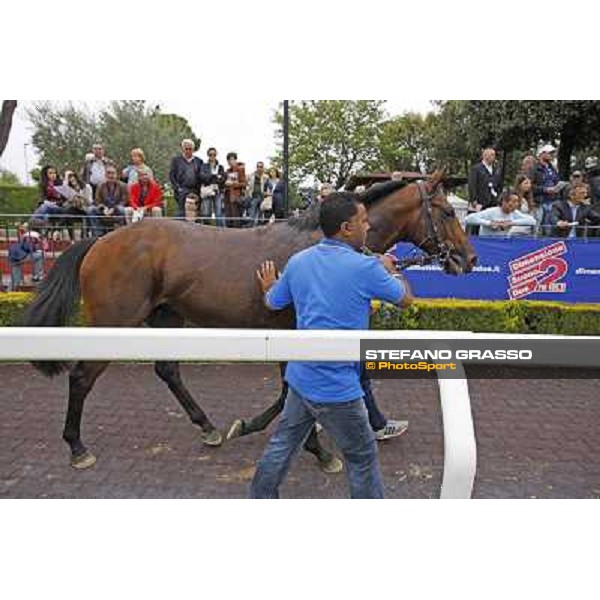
left=467, top=147, right=502, bottom=235
left=551, top=183, right=596, bottom=238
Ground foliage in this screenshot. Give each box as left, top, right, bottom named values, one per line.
left=273, top=101, right=386, bottom=189
left=0, top=184, right=39, bottom=214
left=0, top=168, right=21, bottom=185
left=375, top=112, right=437, bottom=173
left=461, top=100, right=600, bottom=178
left=371, top=298, right=600, bottom=335
left=26, top=101, right=201, bottom=185
left=27, top=102, right=100, bottom=174
left=0, top=293, right=31, bottom=326
left=1, top=293, right=598, bottom=335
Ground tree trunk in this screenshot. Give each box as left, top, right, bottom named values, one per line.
left=558, top=129, right=575, bottom=180
left=499, top=148, right=507, bottom=192
left=0, top=100, right=17, bottom=158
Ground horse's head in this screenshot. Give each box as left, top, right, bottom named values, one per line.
left=363, top=169, right=477, bottom=275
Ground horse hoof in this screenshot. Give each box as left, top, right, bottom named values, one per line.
left=71, top=451, right=97, bottom=470
left=226, top=419, right=244, bottom=441
left=202, top=429, right=223, bottom=447
left=319, top=456, right=343, bottom=474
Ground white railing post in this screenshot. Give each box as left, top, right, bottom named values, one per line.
left=437, top=360, right=477, bottom=499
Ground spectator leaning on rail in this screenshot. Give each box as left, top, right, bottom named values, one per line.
left=90, top=164, right=128, bottom=236
left=31, top=165, right=68, bottom=222
left=62, top=170, right=94, bottom=241
left=125, top=169, right=163, bottom=223
left=249, top=192, right=414, bottom=499
left=551, top=183, right=595, bottom=238
left=81, top=143, right=113, bottom=200
left=169, top=139, right=204, bottom=217
left=465, top=188, right=536, bottom=236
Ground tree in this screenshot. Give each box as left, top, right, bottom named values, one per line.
left=0, top=168, right=21, bottom=185
left=0, top=100, right=17, bottom=158
left=376, top=112, right=437, bottom=173
left=273, top=100, right=386, bottom=189
left=27, top=101, right=201, bottom=184
left=462, top=101, right=600, bottom=178
left=27, top=102, right=100, bottom=173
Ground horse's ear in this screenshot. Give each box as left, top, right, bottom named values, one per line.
left=427, top=166, right=448, bottom=192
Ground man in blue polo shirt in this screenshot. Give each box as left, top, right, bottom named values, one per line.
left=249, top=193, right=413, bottom=499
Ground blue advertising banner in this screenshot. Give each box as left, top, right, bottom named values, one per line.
left=393, top=237, right=600, bottom=303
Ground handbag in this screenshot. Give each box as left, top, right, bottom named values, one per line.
left=260, top=195, right=273, bottom=212
left=200, top=184, right=217, bottom=199
left=132, top=208, right=145, bottom=223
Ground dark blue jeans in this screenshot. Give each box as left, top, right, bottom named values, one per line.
left=360, top=365, right=387, bottom=431
left=250, top=387, right=384, bottom=499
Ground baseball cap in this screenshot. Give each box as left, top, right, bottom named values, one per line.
left=538, top=144, right=557, bottom=156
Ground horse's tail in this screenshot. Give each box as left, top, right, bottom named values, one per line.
left=21, top=237, right=98, bottom=377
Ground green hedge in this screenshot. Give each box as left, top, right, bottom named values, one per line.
left=371, top=298, right=600, bottom=335
left=0, top=184, right=39, bottom=215
left=1, top=293, right=599, bottom=334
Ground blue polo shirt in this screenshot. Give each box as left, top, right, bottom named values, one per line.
left=265, top=238, right=404, bottom=403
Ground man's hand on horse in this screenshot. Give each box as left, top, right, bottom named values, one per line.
left=379, top=254, right=399, bottom=275
left=257, top=260, right=280, bottom=293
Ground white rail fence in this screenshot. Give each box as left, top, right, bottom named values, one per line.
left=1, top=328, right=597, bottom=499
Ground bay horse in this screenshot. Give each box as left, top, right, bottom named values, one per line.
left=22, top=171, right=477, bottom=471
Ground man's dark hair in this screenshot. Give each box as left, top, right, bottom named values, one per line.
left=207, top=147, right=217, bottom=155
left=186, top=192, right=199, bottom=200
left=500, top=187, right=518, bottom=203
left=319, top=192, right=361, bottom=237
left=226, top=152, right=238, bottom=160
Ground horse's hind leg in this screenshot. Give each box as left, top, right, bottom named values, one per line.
left=227, top=362, right=343, bottom=473
left=147, top=305, right=222, bottom=447
left=226, top=380, right=287, bottom=438
left=64, top=360, right=109, bottom=469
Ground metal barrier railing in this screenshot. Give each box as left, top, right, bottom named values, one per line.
left=2, top=211, right=599, bottom=291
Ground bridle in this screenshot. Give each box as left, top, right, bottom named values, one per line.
left=407, top=181, right=454, bottom=269
left=362, top=180, right=458, bottom=270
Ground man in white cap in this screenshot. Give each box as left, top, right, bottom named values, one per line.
left=532, top=144, right=560, bottom=235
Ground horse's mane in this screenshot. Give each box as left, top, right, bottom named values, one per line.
left=359, top=180, right=409, bottom=206
left=286, top=202, right=321, bottom=231
left=285, top=179, right=411, bottom=232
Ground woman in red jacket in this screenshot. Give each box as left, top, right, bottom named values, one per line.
left=125, top=168, right=164, bottom=223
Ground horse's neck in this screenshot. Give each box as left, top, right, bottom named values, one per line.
left=367, top=217, right=410, bottom=254
left=367, top=192, right=421, bottom=253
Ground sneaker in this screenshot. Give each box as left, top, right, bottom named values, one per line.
left=375, top=420, right=409, bottom=441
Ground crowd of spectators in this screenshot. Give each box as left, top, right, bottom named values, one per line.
left=466, top=145, right=600, bottom=237
left=4, top=139, right=286, bottom=290
left=27, top=139, right=287, bottom=239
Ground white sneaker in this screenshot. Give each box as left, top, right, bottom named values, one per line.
left=375, top=420, right=408, bottom=441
